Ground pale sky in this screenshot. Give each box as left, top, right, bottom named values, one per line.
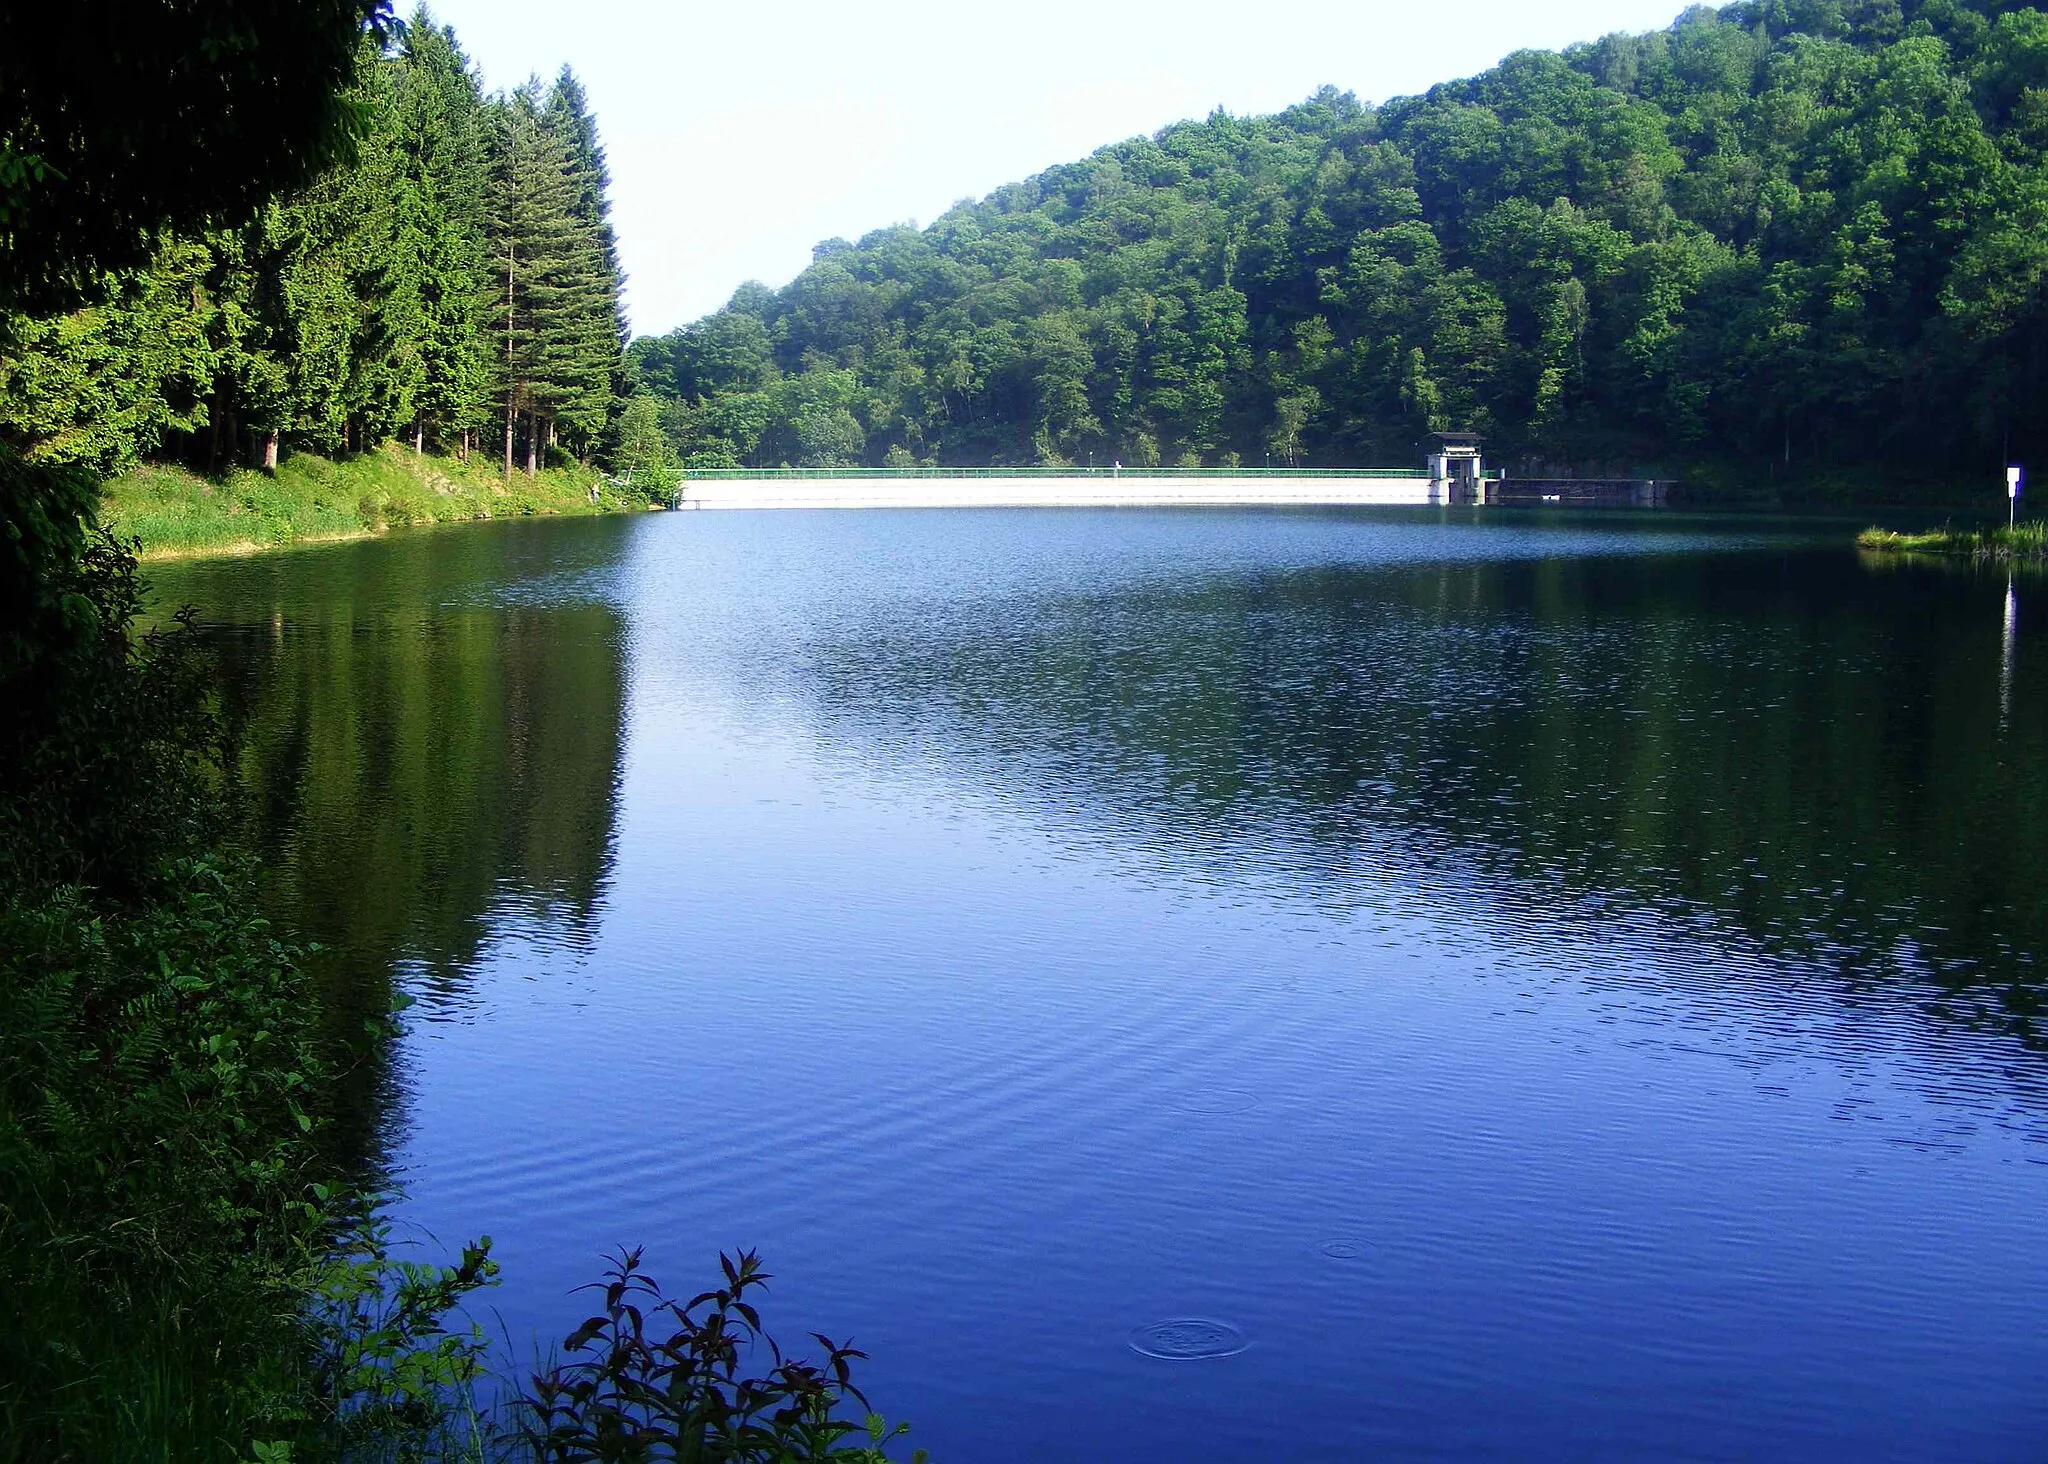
left=423, top=0, right=1695, bottom=336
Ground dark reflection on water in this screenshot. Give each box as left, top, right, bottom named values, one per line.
left=784, top=541, right=2048, bottom=1031
left=152, top=508, right=2048, bottom=1462
left=151, top=517, right=629, bottom=1167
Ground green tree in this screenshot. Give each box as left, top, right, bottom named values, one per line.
left=545, top=66, right=630, bottom=456
left=394, top=7, right=497, bottom=455
left=0, top=0, right=390, bottom=313
left=486, top=86, right=616, bottom=475
left=613, top=391, right=678, bottom=496
left=2, top=0, right=392, bottom=694
left=625, top=0, right=2048, bottom=483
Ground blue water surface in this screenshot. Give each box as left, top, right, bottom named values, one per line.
left=154, top=508, right=2048, bottom=1462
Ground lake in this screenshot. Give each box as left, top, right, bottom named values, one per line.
left=150, top=507, right=2048, bottom=1462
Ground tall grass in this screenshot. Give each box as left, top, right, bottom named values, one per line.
left=1857, top=521, right=2048, bottom=561
left=102, top=446, right=650, bottom=560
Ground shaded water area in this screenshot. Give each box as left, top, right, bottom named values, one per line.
left=150, top=508, right=2048, bottom=1462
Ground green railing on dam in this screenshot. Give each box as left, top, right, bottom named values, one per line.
left=679, top=465, right=1437, bottom=480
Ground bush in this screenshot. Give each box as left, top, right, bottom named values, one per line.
left=0, top=524, right=220, bottom=899
left=0, top=857, right=325, bottom=1460
left=519, top=1249, right=923, bottom=1464
left=0, top=511, right=496, bottom=1463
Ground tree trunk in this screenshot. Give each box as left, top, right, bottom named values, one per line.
left=414, top=423, right=424, bottom=455
left=525, top=412, right=538, bottom=476
left=503, top=238, right=517, bottom=480
left=262, top=431, right=279, bottom=471
left=208, top=391, right=226, bottom=475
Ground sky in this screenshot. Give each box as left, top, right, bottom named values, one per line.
left=423, top=0, right=1697, bottom=336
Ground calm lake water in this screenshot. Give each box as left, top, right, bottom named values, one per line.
left=151, top=508, right=2048, bottom=1462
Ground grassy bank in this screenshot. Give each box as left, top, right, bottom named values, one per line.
left=1856, top=522, right=2047, bottom=562
left=102, top=446, right=652, bottom=561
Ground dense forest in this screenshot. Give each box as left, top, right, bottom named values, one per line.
left=0, top=7, right=627, bottom=482
left=633, top=0, right=2048, bottom=481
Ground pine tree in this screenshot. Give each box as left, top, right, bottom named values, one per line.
left=487, top=87, right=603, bottom=476
left=249, top=39, right=422, bottom=461
left=192, top=36, right=424, bottom=468
left=395, top=8, right=494, bottom=454
left=540, top=69, right=626, bottom=460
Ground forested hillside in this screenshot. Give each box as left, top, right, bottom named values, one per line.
left=0, top=6, right=625, bottom=481
left=634, top=0, right=2048, bottom=482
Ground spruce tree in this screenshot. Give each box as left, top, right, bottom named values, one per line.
left=487, top=88, right=600, bottom=475
left=543, top=68, right=629, bottom=457
left=395, top=8, right=494, bottom=454
left=249, top=38, right=422, bottom=461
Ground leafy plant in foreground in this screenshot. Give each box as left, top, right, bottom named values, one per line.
left=304, top=1220, right=500, bottom=1462
left=519, top=1249, right=924, bottom=1464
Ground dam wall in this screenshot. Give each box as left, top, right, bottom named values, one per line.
left=674, top=472, right=1441, bottom=510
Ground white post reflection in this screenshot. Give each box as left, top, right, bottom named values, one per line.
left=2001, top=574, right=2018, bottom=731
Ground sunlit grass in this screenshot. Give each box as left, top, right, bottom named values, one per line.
left=1857, top=521, right=2048, bottom=560
left=102, top=445, right=646, bottom=559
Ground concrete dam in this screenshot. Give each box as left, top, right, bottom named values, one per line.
left=677, top=471, right=1437, bottom=511
left=670, top=470, right=1670, bottom=511
left=668, top=439, right=1670, bottom=510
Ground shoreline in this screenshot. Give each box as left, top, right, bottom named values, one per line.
left=109, top=455, right=2041, bottom=565
left=125, top=506, right=659, bottom=563
left=1856, top=523, right=2046, bottom=564
left=103, top=444, right=655, bottom=562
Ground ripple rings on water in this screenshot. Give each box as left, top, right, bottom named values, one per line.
left=1128, top=1318, right=1251, bottom=1360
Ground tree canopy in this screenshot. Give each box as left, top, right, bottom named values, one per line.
left=0, top=0, right=392, bottom=314
left=1, top=0, right=395, bottom=691
left=633, top=0, right=2048, bottom=479
left=0, top=7, right=627, bottom=481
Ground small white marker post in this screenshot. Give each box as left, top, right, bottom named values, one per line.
left=2009, top=463, right=2024, bottom=529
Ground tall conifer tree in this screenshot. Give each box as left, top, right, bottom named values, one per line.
left=544, top=68, right=629, bottom=451
left=487, top=87, right=599, bottom=475
left=396, top=8, right=493, bottom=454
